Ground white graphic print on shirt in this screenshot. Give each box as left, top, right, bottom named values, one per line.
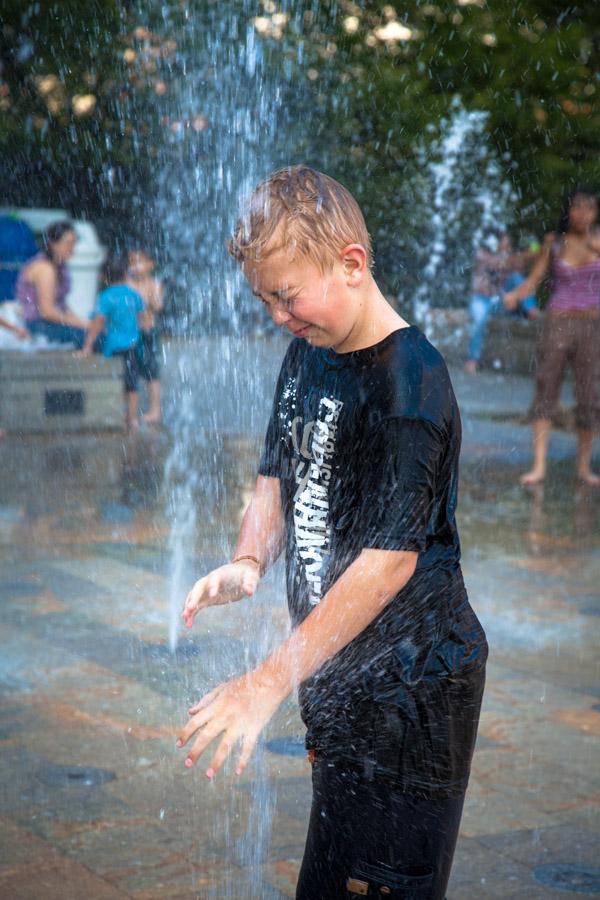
left=288, top=395, right=344, bottom=605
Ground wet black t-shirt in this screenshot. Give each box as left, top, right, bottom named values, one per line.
left=259, top=326, right=487, bottom=796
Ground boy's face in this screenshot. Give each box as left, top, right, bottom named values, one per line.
left=128, top=251, right=155, bottom=276
left=243, top=249, right=362, bottom=351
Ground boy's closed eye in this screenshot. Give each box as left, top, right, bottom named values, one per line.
left=253, top=289, right=299, bottom=311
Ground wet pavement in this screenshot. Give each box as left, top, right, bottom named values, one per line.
left=0, top=337, right=599, bottom=899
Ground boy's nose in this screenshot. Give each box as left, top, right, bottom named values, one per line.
left=271, top=307, right=292, bottom=326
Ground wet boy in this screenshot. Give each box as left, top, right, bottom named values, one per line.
left=79, top=256, right=143, bottom=430
left=177, top=166, right=488, bottom=900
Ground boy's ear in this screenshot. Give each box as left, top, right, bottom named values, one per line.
left=340, top=244, right=367, bottom=285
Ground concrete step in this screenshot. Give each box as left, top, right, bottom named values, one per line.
left=0, top=351, right=123, bottom=433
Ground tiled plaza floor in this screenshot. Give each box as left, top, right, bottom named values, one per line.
left=0, top=339, right=598, bottom=898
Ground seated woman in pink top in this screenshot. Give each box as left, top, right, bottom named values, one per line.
left=16, top=221, right=90, bottom=348
left=505, top=187, right=600, bottom=486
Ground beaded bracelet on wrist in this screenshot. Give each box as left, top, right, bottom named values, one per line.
left=231, top=554, right=262, bottom=574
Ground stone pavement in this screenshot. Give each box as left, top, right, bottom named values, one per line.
left=0, top=337, right=598, bottom=898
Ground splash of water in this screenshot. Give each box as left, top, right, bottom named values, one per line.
left=414, top=98, right=517, bottom=329
left=157, top=3, right=292, bottom=652
left=152, top=4, right=294, bottom=896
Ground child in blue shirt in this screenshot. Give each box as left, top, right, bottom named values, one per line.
left=80, top=256, right=144, bottom=429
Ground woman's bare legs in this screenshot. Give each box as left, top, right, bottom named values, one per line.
left=522, top=421, right=599, bottom=486
left=521, top=418, right=552, bottom=485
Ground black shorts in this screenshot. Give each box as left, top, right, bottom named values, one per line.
left=113, top=347, right=139, bottom=393
left=136, top=329, right=160, bottom=381
left=296, top=760, right=465, bottom=900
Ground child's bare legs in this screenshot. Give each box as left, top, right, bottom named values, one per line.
left=521, top=418, right=551, bottom=485
left=466, top=294, right=493, bottom=374
left=142, top=380, right=161, bottom=424
left=126, top=390, right=139, bottom=430
left=576, top=429, right=600, bottom=486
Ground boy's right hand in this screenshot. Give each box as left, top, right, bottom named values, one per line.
left=182, top=561, right=260, bottom=629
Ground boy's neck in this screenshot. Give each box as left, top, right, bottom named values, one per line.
left=336, top=280, right=410, bottom=353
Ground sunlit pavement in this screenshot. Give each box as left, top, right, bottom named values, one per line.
left=0, top=338, right=598, bottom=899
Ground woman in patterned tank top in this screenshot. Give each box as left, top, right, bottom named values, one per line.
left=505, top=187, right=600, bottom=486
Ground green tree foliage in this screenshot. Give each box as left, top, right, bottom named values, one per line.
left=0, top=1, right=181, bottom=247
left=1, top=1, right=598, bottom=298
left=284, top=1, right=599, bottom=221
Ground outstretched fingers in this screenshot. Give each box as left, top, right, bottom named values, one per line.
left=242, top=575, right=258, bottom=596
left=182, top=575, right=213, bottom=627
left=176, top=705, right=213, bottom=749
left=235, top=732, right=259, bottom=776
left=181, top=729, right=258, bottom=779
left=206, top=735, right=235, bottom=778
left=188, top=685, right=224, bottom=716
left=181, top=721, right=222, bottom=768
left=181, top=585, right=201, bottom=628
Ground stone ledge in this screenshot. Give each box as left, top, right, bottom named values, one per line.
left=480, top=316, right=543, bottom=376
left=0, top=351, right=123, bottom=433
left=424, top=308, right=542, bottom=376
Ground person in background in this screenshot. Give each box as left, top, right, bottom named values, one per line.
left=504, top=186, right=600, bottom=486
left=79, top=256, right=144, bottom=430
left=16, top=221, right=89, bottom=348
left=465, top=231, right=538, bottom=374
left=502, top=239, right=542, bottom=318
left=127, top=248, right=164, bottom=424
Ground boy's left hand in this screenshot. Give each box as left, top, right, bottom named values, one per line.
left=176, top=670, right=286, bottom=778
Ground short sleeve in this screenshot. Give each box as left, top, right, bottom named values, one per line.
left=258, top=348, right=295, bottom=479
left=361, top=416, right=443, bottom=553
left=96, top=289, right=111, bottom=318
left=134, top=289, right=144, bottom=312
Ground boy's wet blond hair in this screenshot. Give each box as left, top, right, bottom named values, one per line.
left=229, top=165, right=373, bottom=272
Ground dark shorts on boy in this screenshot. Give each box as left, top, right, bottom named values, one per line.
left=136, top=329, right=160, bottom=381
left=113, top=347, right=139, bottom=393
left=296, top=762, right=466, bottom=900
left=295, top=568, right=486, bottom=900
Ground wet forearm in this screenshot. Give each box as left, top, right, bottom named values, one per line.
left=39, top=305, right=84, bottom=328
left=233, top=476, right=285, bottom=573
left=511, top=245, right=551, bottom=300
left=81, top=317, right=104, bottom=350
left=256, top=548, right=417, bottom=698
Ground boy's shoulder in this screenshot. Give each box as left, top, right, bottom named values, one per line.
left=384, top=328, right=455, bottom=425
left=280, top=328, right=454, bottom=426
left=98, top=283, right=122, bottom=299
left=99, top=283, right=142, bottom=302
